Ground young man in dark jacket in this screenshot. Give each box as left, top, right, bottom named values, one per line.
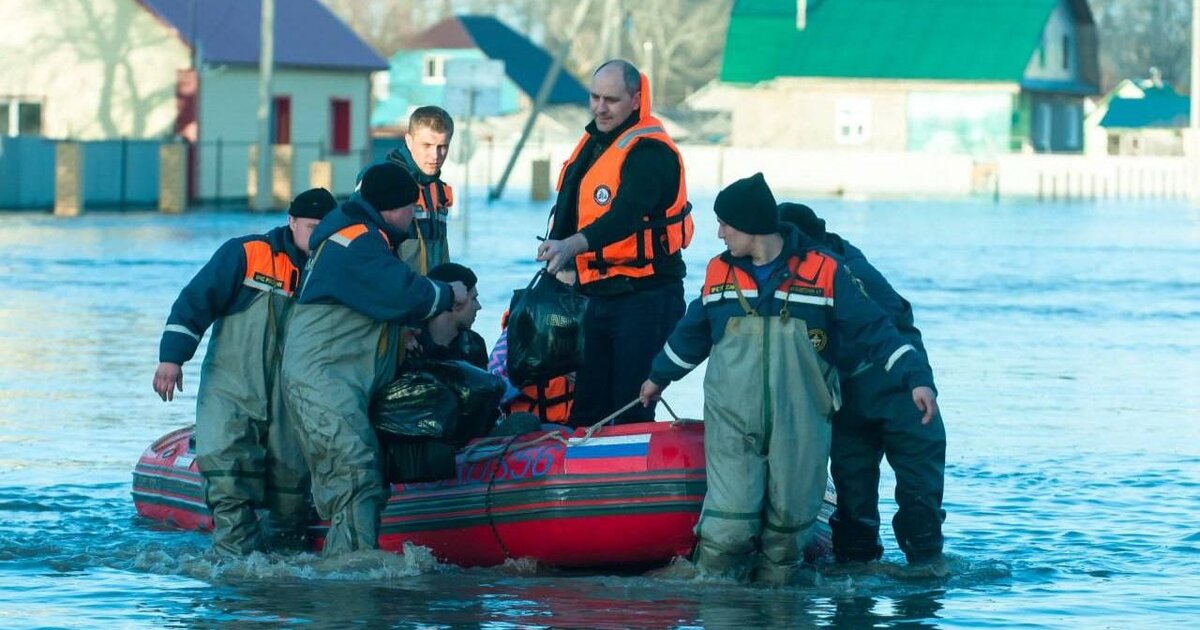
left=779, top=202, right=948, bottom=576
left=153, top=188, right=336, bottom=555
left=383, top=106, right=455, bottom=275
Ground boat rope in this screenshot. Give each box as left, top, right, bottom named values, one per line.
left=482, top=433, right=521, bottom=562
left=474, top=396, right=695, bottom=563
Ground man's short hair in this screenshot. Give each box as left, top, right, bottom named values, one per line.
left=408, top=105, right=454, bottom=136
left=427, top=262, right=477, bottom=291
left=593, top=59, right=641, bottom=96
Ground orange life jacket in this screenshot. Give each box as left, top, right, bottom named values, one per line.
left=509, top=376, right=574, bottom=424
left=498, top=309, right=575, bottom=424
left=556, top=72, right=693, bottom=286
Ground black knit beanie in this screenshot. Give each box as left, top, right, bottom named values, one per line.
left=358, top=162, right=419, bottom=211
left=714, top=172, right=778, bottom=235
left=288, top=187, right=337, bottom=220
left=427, top=262, right=477, bottom=291
left=777, top=202, right=826, bottom=241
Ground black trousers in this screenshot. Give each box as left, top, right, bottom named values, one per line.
left=829, top=365, right=947, bottom=563
left=569, top=282, right=685, bottom=427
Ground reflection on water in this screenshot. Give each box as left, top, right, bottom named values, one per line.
left=0, top=198, right=1198, bottom=627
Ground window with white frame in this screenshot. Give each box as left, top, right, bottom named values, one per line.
left=835, top=98, right=871, bottom=145
left=422, top=55, right=446, bottom=85
left=1, top=98, right=43, bottom=137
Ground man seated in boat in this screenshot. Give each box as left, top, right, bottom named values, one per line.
left=779, top=202, right=948, bottom=576
left=638, top=173, right=938, bottom=585
left=404, top=262, right=487, bottom=369
left=152, top=188, right=337, bottom=556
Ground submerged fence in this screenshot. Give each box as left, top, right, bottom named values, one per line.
left=0, top=137, right=162, bottom=209
left=2, top=135, right=1195, bottom=211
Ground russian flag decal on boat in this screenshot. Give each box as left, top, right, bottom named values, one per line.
left=565, top=434, right=650, bottom=473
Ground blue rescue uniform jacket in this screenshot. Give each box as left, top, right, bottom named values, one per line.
left=648, top=226, right=934, bottom=391
left=824, top=233, right=931, bottom=381
left=159, top=225, right=303, bottom=365
left=298, top=194, right=453, bottom=318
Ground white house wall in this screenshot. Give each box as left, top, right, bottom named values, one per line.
left=733, top=78, right=1017, bottom=152
left=0, top=0, right=187, bottom=139
left=197, top=67, right=372, bottom=200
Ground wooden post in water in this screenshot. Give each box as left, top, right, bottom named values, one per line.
left=159, top=141, right=187, bottom=214
left=54, top=142, right=83, bottom=217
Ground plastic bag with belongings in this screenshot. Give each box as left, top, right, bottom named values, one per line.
left=372, top=360, right=505, bottom=483
left=506, top=270, right=588, bottom=387
left=372, top=360, right=505, bottom=443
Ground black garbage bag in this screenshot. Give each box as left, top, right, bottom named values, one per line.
left=380, top=437, right=457, bottom=484
left=371, top=371, right=461, bottom=439
left=506, top=270, right=588, bottom=387
left=371, top=361, right=506, bottom=484
left=426, top=360, right=506, bottom=443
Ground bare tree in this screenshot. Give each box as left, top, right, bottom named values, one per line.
left=534, top=0, right=732, bottom=107
left=1092, top=0, right=1192, bottom=91
left=319, top=0, right=446, bottom=57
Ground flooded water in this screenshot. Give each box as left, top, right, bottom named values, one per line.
left=1, top=193, right=1198, bottom=628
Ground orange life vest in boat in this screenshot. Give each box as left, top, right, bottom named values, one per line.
left=509, top=376, right=574, bottom=424
left=499, top=309, right=575, bottom=424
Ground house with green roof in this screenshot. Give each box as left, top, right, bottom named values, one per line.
left=718, top=0, right=1100, bottom=154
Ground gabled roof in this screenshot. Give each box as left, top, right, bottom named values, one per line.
left=139, top=0, right=387, bottom=71
left=401, top=16, right=588, bottom=105
left=722, top=0, right=1095, bottom=86
left=1100, top=86, right=1191, bottom=129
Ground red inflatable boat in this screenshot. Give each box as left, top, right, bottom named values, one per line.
left=132, top=421, right=834, bottom=568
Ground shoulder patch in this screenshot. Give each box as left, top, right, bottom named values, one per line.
left=807, top=328, right=828, bottom=352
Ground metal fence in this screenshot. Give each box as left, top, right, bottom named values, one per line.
left=0, top=136, right=55, bottom=208
left=0, top=137, right=162, bottom=209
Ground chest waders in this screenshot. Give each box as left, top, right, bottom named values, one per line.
left=692, top=283, right=839, bottom=584
left=195, top=285, right=309, bottom=555
left=281, top=296, right=402, bottom=556
left=398, top=182, right=450, bottom=275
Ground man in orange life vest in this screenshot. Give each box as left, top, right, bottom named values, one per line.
left=536, top=59, right=693, bottom=427
left=152, top=187, right=337, bottom=556
left=383, top=106, right=455, bottom=275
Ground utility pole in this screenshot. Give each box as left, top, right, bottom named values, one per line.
left=489, top=0, right=594, bottom=201
left=254, top=0, right=275, bottom=211
left=1190, top=0, right=1199, bottom=201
